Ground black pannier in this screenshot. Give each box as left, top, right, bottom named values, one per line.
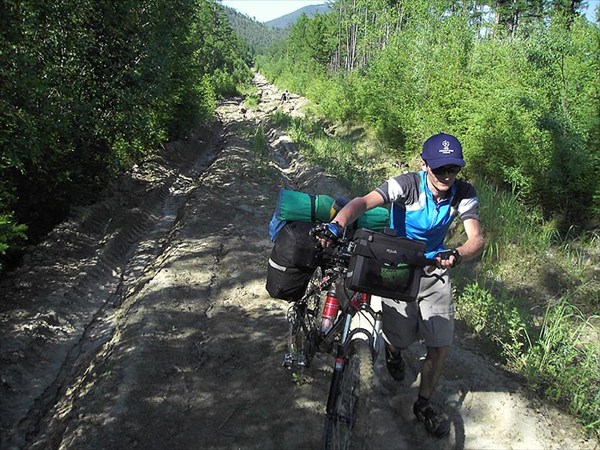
left=271, top=221, right=321, bottom=269
left=266, top=258, right=314, bottom=302
left=345, top=228, right=426, bottom=302
left=266, top=222, right=320, bottom=302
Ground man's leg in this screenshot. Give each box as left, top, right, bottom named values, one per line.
left=413, top=345, right=451, bottom=436
left=418, top=345, right=447, bottom=399
left=413, top=268, right=453, bottom=437
left=381, top=298, right=418, bottom=381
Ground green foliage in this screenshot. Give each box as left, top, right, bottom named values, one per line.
left=475, top=180, right=559, bottom=263
left=0, top=0, right=251, bottom=269
left=523, top=299, right=599, bottom=431
left=457, top=283, right=600, bottom=433
left=221, top=4, right=287, bottom=57
left=251, top=124, right=268, bottom=158
left=456, top=282, right=532, bottom=365
left=0, top=214, right=28, bottom=272
left=259, top=1, right=599, bottom=229
left=464, top=19, right=599, bottom=226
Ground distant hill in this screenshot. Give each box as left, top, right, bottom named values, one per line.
left=221, top=5, right=287, bottom=55
left=265, top=4, right=331, bottom=28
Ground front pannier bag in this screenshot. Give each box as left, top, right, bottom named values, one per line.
left=266, top=222, right=320, bottom=302
left=345, top=229, right=426, bottom=302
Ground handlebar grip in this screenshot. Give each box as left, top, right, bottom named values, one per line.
left=310, top=223, right=341, bottom=243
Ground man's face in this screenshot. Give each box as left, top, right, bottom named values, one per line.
left=425, top=164, right=462, bottom=193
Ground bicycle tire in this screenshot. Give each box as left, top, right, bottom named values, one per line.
left=287, top=266, right=326, bottom=372
left=322, top=339, right=374, bottom=450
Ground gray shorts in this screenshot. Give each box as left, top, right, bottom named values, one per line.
left=381, top=267, right=454, bottom=349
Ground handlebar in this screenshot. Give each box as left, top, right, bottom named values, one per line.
left=310, top=224, right=456, bottom=269
left=310, top=224, right=353, bottom=267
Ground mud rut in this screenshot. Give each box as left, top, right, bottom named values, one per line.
left=0, top=73, right=596, bottom=450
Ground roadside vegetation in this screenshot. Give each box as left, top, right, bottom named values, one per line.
left=0, top=0, right=253, bottom=270
left=258, top=0, right=599, bottom=435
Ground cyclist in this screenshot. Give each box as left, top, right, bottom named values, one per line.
left=320, top=133, right=484, bottom=437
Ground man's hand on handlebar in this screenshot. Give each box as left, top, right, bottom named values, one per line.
left=312, top=222, right=342, bottom=248
left=435, top=248, right=462, bottom=269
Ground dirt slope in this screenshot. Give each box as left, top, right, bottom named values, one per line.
left=0, top=73, right=597, bottom=450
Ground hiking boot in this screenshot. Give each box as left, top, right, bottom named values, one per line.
left=413, top=399, right=451, bottom=437
left=385, top=345, right=405, bottom=381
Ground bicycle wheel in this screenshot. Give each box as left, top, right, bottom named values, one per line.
left=322, top=339, right=374, bottom=450
left=285, top=266, right=325, bottom=372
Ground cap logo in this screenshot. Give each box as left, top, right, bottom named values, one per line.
left=439, top=140, right=453, bottom=155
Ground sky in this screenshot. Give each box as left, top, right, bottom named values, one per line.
left=220, top=0, right=597, bottom=24
left=220, top=0, right=325, bottom=23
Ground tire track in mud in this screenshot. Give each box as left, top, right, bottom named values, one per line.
left=0, top=125, right=224, bottom=448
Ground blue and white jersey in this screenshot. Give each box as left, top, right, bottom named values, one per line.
left=375, top=171, right=479, bottom=258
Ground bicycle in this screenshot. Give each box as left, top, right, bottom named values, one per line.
left=282, top=224, right=439, bottom=450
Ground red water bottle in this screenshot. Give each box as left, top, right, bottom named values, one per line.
left=321, top=289, right=340, bottom=334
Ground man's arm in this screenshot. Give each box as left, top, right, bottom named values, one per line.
left=456, top=218, right=484, bottom=261
left=332, top=190, right=385, bottom=228
left=318, top=191, right=385, bottom=246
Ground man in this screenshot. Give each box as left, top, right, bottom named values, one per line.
left=322, top=133, right=484, bottom=437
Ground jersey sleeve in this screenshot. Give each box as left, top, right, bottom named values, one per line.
left=374, top=173, right=419, bottom=205
left=455, top=182, right=480, bottom=221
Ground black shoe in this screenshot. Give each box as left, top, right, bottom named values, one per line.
left=385, top=345, right=405, bottom=381
left=413, top=399, right=451, bottom=437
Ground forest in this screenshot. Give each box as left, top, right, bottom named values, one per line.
left=0, top=0, right=598, bottom=437
left=0, top=0, right=252, bottom=269
left=258, top=0, right=599, bottom=231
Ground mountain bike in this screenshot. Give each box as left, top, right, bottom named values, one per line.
left=282, top=224, right=438, bottom=450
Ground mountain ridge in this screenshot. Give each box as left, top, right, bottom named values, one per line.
left=265, top=3, right=331, bottom=28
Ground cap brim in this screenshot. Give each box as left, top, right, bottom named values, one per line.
left=427, top=157, right=466, bottom=170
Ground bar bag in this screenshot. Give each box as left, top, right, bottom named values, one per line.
left=345, top=228, right=426, bottom=302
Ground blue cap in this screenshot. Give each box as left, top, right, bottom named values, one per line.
left=421, top=133, right=465, bottom=169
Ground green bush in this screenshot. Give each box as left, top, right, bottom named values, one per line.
left=0, top=214, right=27, bottom=271
left=0, top=0, right=250, bottom=268
left=457, top=282, right=532, bottom=366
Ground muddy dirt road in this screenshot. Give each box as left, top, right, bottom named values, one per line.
left=0, top=73, right=597, bottom=449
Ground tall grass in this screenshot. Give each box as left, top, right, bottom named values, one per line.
left=525, top=299, right=599, bottom=432
left=475, top=181, right=559, bottom=265
left=457, top=282, right=599, bottom=434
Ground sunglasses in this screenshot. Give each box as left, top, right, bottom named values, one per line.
left=431, top=165, right=462, bottom=176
